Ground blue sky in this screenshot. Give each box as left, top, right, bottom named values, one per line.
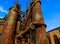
left=0, top=0, right=60, bottom=31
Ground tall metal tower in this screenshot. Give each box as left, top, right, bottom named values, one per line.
left=31, top=0, right=49, bottom=44
left=1, top=0, right=20, bottom=44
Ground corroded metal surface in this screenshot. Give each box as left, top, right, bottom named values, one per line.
left=31, top=0, right=49, bottom=44
left=0, top=0, right=50, bottom=44
left=0, top=2, right=20, bottom=44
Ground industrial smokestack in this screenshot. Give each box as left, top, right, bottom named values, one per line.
left=31, top=0, right=49, bottom=44
left=1, top=0, right=20, bottom=44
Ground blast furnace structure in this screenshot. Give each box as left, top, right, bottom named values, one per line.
left=0, top=0, right=50, bottom=44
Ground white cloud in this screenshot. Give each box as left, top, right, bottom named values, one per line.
left=0, top=5, right=8, bottom=13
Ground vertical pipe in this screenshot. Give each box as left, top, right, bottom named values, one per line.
left=1, top=3, right=20, bottom=44
left=16, top=21, right=21, bottom=34
left=26, top=8, right=31, bottom=26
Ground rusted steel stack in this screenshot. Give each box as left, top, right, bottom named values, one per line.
left=0, top=1, right=20, bottom=44
left=30, top=0, right=49, bottom=44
